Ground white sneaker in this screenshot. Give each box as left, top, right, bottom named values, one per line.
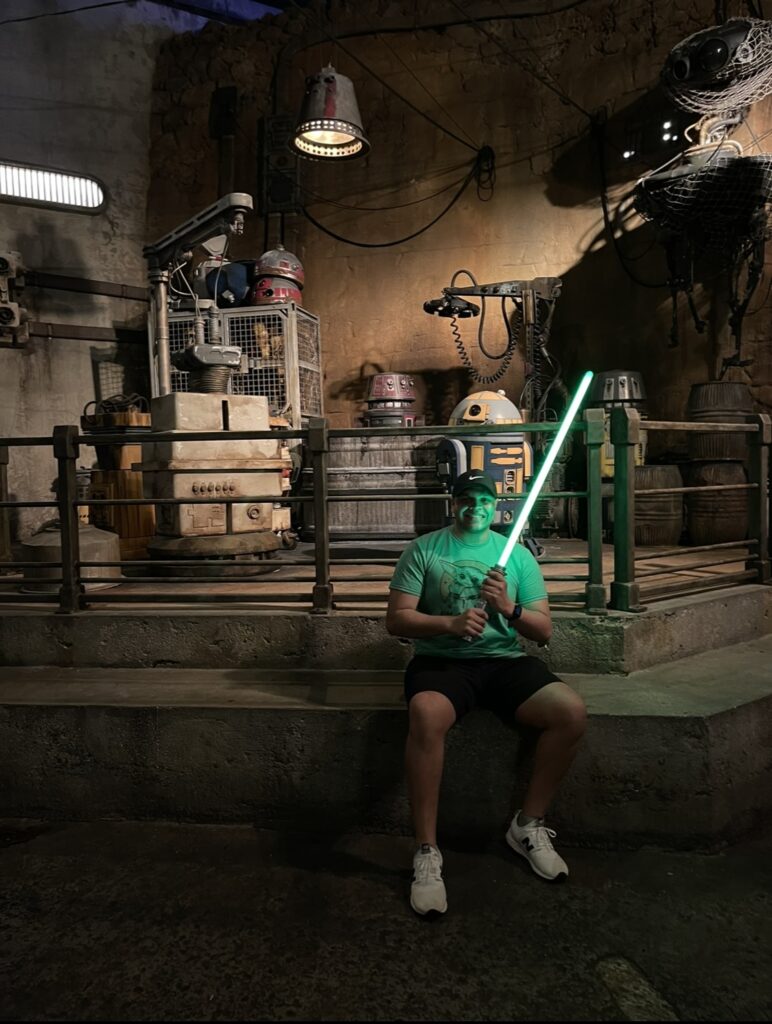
left=410, top=843, right=447, bottom=915
left=506, top=811, right=569, bottom=881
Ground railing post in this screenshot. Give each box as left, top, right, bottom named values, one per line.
left=609, top=407, right=644, bottom=612
left=308, top=417, right=333, bottom=613
left=53, top=425, right=84, bottom=613
left=746, top=412, right=770, bottom=584
left=0, top=443, right=10, bottom=564
left=583, top=408, right=607, bottom=614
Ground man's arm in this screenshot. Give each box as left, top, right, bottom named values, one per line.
left=386, top=589, right=488, bottom=640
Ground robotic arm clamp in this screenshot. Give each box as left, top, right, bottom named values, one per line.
left=143, top=193, right=254, bottom=270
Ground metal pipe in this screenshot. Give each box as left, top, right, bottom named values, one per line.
left=28, top=322, right=146, bottom=343
left=25, top=272, right=148, bottom=302
left=639, top=420, right=757, bottom=433
left=635, top=539, right=755, bottom=561
left=150, top=268, right=172, bottom=395
left=633, top=484, right=756, bottom=496
left=635, top=554, right=753, bottom=578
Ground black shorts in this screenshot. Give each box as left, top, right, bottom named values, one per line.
left=404, top=655, right=561, bottom=725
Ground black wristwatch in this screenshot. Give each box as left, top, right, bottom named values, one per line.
left=508, top=603, right=523, bottom=623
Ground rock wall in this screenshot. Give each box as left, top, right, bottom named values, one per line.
left=0, top=0, right=211, bottom=537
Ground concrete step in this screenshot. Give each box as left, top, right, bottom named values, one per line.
left=1, top=636, right=771, bottom=851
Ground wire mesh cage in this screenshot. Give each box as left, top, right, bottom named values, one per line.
left=156, top=303, right=323, bottom=427
left=633, top=151, right=772, bottom=249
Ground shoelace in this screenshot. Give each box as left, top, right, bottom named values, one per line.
left=523, top=823, right=558, bottom=851
left=414, top=850, right=442, bottom=883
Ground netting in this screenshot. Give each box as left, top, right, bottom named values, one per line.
left=632, top=147, right=772, bottom=250
left=664, top=17, right=772, bottom=115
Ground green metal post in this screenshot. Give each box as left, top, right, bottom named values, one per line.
left=308, top=417, right=333, bottom=613
left=746, top=412, right=770, bottom=584
left=609, top=407, right=644, bottom=612
left=53, top=425, right=85, bottom=613
left=583, top=408, right=606, bottom=614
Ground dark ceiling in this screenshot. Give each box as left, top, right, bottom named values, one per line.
left=149, top=0, right=312, bottom=25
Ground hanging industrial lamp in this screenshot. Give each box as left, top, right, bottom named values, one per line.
left=291, top=64, right=370, bottom=160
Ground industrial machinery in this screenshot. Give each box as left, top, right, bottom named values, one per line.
left=191, top=242, right=305, bottom=310
left=149, top=224, right=321, bottom=431
left=0, top=250, right=27, bottom=346
left=142, top=195, right=295, bottom=570
left=436, top=389, right=533, bottom=532
left=425, top=271, right=568, bottom=539
left=633, top=17, right=772, bottom=362
left=423, top=272, right=566, bottom=426
left=144, top=192, right=253, bottom=397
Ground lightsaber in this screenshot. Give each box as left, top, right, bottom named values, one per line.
left=464, top=370, right=594, bottom=638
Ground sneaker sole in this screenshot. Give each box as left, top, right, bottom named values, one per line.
left=410, top=896, right=448, bottom=916
left=506, top=830, right=568, bottom=882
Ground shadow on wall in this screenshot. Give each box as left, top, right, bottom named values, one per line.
left=544, top=85, right=688, bottom=209
left=538, top=90, right=729, bottom=424
left=11, top=220, right=99, bottom=320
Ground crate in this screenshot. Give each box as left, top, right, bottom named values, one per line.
left=152, top=303, right=322, bottom=430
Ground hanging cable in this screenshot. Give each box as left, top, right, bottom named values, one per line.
left=302, top=147, right=494, bottom=247
left=272, top=161, right=471, bottom=212
left=0, top=0, right=128, bottom=27
left=374, top=31, right=480, bottom=150
left=444, top=0, right=595, bottom=123
left=449, top=296, right=519, bottom=385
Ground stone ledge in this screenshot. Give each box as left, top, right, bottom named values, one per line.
left=1, top=637, right=770, bottom=851
left=0, top=585, right=769, bottom=674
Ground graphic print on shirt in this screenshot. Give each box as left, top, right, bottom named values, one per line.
left=438, top=559, right=489, bottom=615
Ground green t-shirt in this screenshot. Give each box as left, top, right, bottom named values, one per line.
left=389, top=526, right=548, bottom=659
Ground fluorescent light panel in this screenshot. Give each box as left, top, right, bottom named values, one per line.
left=0, top=162, right=104, bottom=210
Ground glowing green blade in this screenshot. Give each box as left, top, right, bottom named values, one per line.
left=496, top=370, right=594, bottom=568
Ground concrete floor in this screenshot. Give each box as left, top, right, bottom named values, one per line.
left=1, top=819, right=771, bottom=1021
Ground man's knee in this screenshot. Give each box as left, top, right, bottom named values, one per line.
left=520, top=682, right=587, bottom=737
left=555, top=690, right=587, bottom=738
left=408, top=691, right=456, bottom=739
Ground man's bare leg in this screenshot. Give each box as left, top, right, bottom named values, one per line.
left=404, top=691, right=456, bottom=846
left=515, top=681, right=587, bottom=817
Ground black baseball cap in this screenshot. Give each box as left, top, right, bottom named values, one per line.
left=452, top=470, right=498, bottom=499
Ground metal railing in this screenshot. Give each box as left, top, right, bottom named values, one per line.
left=608, top=407, right=770, bottom=611
left=0, top=405, right=768, bottom=614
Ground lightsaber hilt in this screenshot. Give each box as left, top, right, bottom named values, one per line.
left=461, top=567, right=505, bottom=644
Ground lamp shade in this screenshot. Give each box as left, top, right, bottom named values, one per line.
left=291, top=65, right=369, bottom=160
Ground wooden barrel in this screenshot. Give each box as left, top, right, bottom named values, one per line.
left=682, top=461, right=748, bottom=545
left=89, top=469, right=156, bottom=560
left=299, top=436, right=446, bottom=540
left=686, top=382, right=753, bottom=461
left=634, top=465, right=683, bottom=546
